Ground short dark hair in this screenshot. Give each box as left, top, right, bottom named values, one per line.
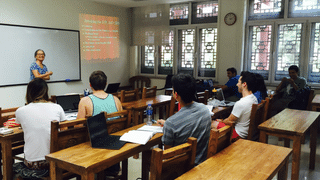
left=240, top=71, right=257, bottom=93
left=26, top=78, right=49, bottom=104
left=89, top=71, right=107, bottom=90
left=227, top=67, right=237, bottom=75
left=171, top=74, right=196, bottom=104
left=288, top=65, right=299, bottom=73
left=255, top=73, right=267, bottom=99
left=34, top=49, right=45, bottom=57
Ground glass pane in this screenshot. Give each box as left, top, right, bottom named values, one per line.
left=198, top=28, right=217, bottom=77
left=170, top=4, right=189, bottom=25
left=178, top=29, right=195, bottom=75
left=159, top=31, right=174, bottom=75
left=309, top=23, right=320, bottom=83
left=248, top=0, right=284, bottom=20
left=289, top=0, right=320, bottom=17
left=141, top=45, right=155, bottom=74
left=275, top=24, right=302, bottom=80
left=248, top=25, right=272, bottom=80
left=196, top=1, right=218, bottom=18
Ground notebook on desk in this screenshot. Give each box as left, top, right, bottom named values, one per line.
left=105, top=83, right=120, bottom=93
left=87, top=112, right=126, bottom=150
left=215, top=88, right=236, bottom=106
left=56, top=94, right=80, bottom=120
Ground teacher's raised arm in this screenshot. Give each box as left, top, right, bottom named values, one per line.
left=30, top=49, right=53, bottom=81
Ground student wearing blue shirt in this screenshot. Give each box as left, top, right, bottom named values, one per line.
left=30, top=49, right=53, bottom=80
left=212, top=67, right=241, bottom=101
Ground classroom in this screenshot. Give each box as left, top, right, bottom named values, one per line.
left=1, top=0, right=320, bottom=179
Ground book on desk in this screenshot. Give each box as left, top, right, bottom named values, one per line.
left=120, top=125, right=163, bottom=145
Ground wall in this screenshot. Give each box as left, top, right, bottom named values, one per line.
left=0, top=0, right=131, bottom=108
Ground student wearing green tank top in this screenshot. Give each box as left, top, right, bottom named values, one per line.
left=77, top=71, right=122, bottom=119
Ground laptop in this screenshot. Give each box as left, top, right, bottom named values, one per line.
left=215, top=88, right=236, bottom=106
left=105, top=83, right=120, bottom=93
left=56, top=94, right=80, bottom=120
left=87, top=112, right=126, bottom=150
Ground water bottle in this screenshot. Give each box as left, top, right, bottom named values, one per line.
left=146, top=104, right=153, bottom=126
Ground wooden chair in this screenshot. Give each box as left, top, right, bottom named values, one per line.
left=306, top=89, right=315, bottom=111
left=142, top=86, right=157, bottom=99
left=49, top=95, right=56, bottom=103
left=120, top=88, right=139, bottom=103
left=149, top=137, right=197, bottom=180
left=247, top=100, right=267, bottom=141
left=129, top=75, right=151, bottom=92
left=103, top=110, right=131, bottom=180
left=207, top=126, right=233, bottom=158
left=196, top=90, right=209, bottom=105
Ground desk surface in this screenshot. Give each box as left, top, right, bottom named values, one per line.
left=122, top=95, right=171, bottom=110
left=311, top=94, right=320, bottom=105
left=176, top=139, right=292, bottom=180
left=46, top=124, right=162, bottom=176
left=259, top=108, right=320, bottom=136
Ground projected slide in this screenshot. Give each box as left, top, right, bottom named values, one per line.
left=79, top=14, right=119, bottom=61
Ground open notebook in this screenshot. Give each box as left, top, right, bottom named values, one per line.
left=120, top=125, right=163, bottom=145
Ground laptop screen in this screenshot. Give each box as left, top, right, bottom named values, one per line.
left=215, top=88, right=225, bottom=101
left=105, top=83, right=120, bottom=93
left=56, top=94, right=80, bottom=112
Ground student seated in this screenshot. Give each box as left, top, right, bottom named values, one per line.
left=270, top=65, right=307, bottom=116
left=211, top=71, right=258, bottom=139
left=212, top=67, right=241, bottom=101
left=13, top=78, right=66, bottom=179
left=253, top=73, right=267, bottom=104
left=77, top=70, right=122, bottom=119
left=157, top=74, right=211, bottom=165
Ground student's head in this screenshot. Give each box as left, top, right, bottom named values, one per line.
left=34, top=49, right=45, bottom=58
left=255, top=73, right=267, bottom=99
left=288, top=65, right=299, bottom=80
left=227, top=67, right=237, bottom=79
left=237, top=71, right=257, bottom=93
left=171, top=74, right=196, bottom=104
left=26, top=78, right=49, bottom=104
left=89, top=71, right=107, bottom=90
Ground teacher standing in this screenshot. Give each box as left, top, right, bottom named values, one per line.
left=30, top=49, right=53, bottom=80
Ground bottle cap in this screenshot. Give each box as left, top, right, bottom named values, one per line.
left=212, top=88, right=217, bottom=93
left=148, top=104, right=151, bottom=106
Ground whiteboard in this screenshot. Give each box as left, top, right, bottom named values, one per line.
left=0, top=23, right=81, bottom=87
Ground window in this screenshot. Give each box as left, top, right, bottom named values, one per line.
left=139, top=1, right=218, bottom=78
left=245, top=0, right=320, bottom=85
left=248, top=0, right=285, bottom=20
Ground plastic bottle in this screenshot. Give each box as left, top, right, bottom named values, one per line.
left=146, top=104, right=153, bottom=126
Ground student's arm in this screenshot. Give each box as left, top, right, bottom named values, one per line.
left=113, top=96, right=123, bottom=111
left=77, top=97, right=90, bottom=119
left=217, top=114, right=238, bottom=126
left=32, top=70, right=52, bottom=80
left=275, top=77, right=287, bottom=93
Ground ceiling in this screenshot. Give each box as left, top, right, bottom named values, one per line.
left=90, top=0, right=197, bottom=8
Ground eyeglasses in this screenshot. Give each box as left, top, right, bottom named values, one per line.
left=37, top=53, right=45, bottom=56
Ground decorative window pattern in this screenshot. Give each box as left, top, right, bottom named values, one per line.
left=192, top=1, right=218, bottom=24
left=248, top=0, right=284, bottom=20
left=309, top=23, right=320, bottom=82
left=289, top=0, right=320, bottom=17
left=275, top=24, right=302, bottom=80
left=170, top=4, right=189, bottom=25
left=159, top=31, right=174, bottom=75
left=198, top=28, right=217, bottom=77
left=178, top=29, right=195, bottom=75
left=248, top=25, right=272, bottom=80
left=141, top=45, right=155, bottom=74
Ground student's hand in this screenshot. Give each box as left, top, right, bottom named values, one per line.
left=211, top=120, right=219, bottom=129
left=47, top=71, right=53, bottom=75
left=287, top=78, right=294, bottom=84
left=157, top=119, right=165, bottom=127
left=281, top=77, right=287, bottom=82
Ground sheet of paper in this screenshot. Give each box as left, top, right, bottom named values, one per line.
left=120, top=130, right=155, bottom=145
left=137, top=125, right=163, bottom=133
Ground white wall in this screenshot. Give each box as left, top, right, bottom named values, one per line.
left=0, top=0, right=131, bottom=108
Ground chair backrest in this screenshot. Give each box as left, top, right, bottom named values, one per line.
left=262, top=97, right=270, bottom=122
left=196, top=90, right=209, bottom=105
left=129, top=76, right=151, bottom=91
left=149, top=137, right=197, bottom=180
left=247, top=100, right=267, bottom=141
left=142, top=86, right=157, bottom=99
left=0, top=107, right=19, bottom=126
left=49, top=95, right=56, bottom=103
left=306, top=89, right=314, bottom=111
left=120, top=88, right=139, bottom=103
left=207, top=126, right=233, bottom=158
left=50, top=118, right=89, bottom=153
left=104, top=110, right=131, bottom=134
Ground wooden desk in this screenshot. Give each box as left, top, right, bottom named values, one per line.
left=259, top=108, right=320, bottom=180
left=46, top=124, right=163, bottom=180
left=122, top=95, right=172, bottom=125
left=176, top=139, right=292, bottom=180
left=0, top=127, right=23, bottom=180
left=311, top=94, right=320, bottom=111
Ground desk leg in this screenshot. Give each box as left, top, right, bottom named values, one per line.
left=159, top=106, right=164, bottom=119
left=310, top=119, right=318, bottom=170
left=284, top=138, right=290, bottom=148
left=278, top=156, right=289, bottom=180
left=291, top=136, right=302, bottom=180
left=259, top=131, right=268, bottom=143
left=122, top=159, right=128, bottom=180
left=49, top=161, right=63, bottom=180
left=2, top=139, right=12, bottom=180
left=81, top=172, right=95, bottom=180
left=142, top=150, right=151, bottom=180
left=134, top=111, right=139, bottom=126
